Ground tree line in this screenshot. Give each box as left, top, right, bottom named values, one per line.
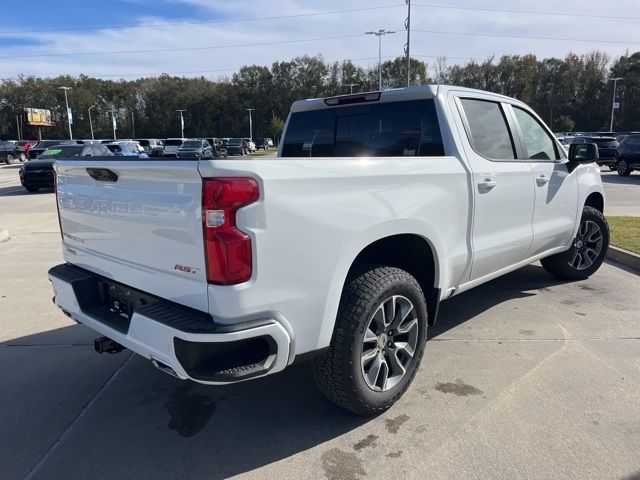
left=1, top=50, right=639, bottom=141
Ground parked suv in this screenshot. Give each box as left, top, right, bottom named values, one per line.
left=176, top=139, right=214, bottom=159
left=253, top=137, right=269, bottom=150
left=163, top=138, right=186, bottom=157
left=48, top=85, right=608, bottom=414
left=28, top=140, right=79, bottom=159
left=20, top=143, right=112, bottom=191
left=0, top=140, right=26, bottom=164
left=615, top=134, right=640, bottom=176
left=136, top=139, right=164, bottom=157
left=226, top=137, right=247, bottom=156
left=571, top=136, right=618, bottom=169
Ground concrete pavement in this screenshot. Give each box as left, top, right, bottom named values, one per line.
left=1, top=163, right=640, bottom=480
left=601, top=170, right=640, bottom=217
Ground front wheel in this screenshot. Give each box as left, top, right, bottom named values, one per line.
left=312, top=266, right=428, bottom=415
left=617, top=159, right=632, bottom=176
left=5, top=154, right=14, bottom=165
left=541, top=206, right=609, bottom=280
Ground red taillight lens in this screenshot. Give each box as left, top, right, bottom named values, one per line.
left=202, top=177, right=259, bottom=285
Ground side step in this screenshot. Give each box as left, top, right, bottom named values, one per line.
left=94, top=336, right=125, bottom=354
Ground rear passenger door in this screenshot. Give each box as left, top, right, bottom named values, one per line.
left=509, top=105, right=578, bottom=257
left=454, top=95, right=535, bottom=280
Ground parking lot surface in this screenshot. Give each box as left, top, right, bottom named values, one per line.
left=602, top=171, right=640, bottom=216
left=1, top=163, right=639, bottom=480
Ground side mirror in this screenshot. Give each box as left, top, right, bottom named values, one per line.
left=567, top=143, right=599, bottom=172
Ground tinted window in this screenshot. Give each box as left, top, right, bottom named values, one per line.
left=460, top=99, right=515, bottom=160
left=164, top=139, right=183, bottom=146
left=182, top=140, right=202, bottom=148
left=513, top=107, right=559, bottom=160
left=282, top=99, right=444, bottom=157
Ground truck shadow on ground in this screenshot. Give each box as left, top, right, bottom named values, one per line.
left=430, top=264, right=567, bottom=339
left=5, top=264, right=574, bottom=479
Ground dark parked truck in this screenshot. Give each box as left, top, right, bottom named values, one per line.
left=48, top=85, right=608, bottom=414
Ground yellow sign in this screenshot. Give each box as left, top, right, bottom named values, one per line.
left=25, top=108, right=53, bottom=126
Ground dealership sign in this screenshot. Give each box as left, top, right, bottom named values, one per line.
left=25, top=108, right=54, bottom=126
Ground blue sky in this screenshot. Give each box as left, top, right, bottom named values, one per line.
left=0, top=0, right=638, bottom=79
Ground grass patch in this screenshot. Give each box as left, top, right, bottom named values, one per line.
left=247, top=149, right=276, bottom=157
left=607, top=216, right=640, bottom=254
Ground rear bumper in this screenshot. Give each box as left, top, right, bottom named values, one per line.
left=48, top=263, right=291, bottom=384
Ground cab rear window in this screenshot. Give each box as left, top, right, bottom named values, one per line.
left=281, top=99, right=444, bottom=157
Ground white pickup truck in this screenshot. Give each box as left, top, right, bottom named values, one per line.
left=49, top=85, right=609, bottom=414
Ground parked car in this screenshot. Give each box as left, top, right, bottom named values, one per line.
left=16, top=140, right=38, bottom=153
left=20, top=143, right=112, bottom=191
left=176, top=139, right=214, bottom=159
left=0, top=140, right=27, bottom=164
left=253, top=137, right=270, bottom=150
left=615, top=134, right=640, bottom=176
left=105, top=141, right=148, bottom=157
left=225, top=137, right=247, bottom=156
left=28, top=140, right=79, bottom=159
left=136, top=139, right=164, bottom=157
left=47, top=85, right=608, bottom=415
left=204, top=138, right=226, bottom=157
left=570, top=136, right=618, bottom=168
left=163, top=138, right=186, bottom=157
left=244, top=137, right=256, bottom=152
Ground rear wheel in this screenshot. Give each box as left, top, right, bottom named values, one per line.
left=541, top=206, right=609, bottom=280
left=617, top=159, right=632, bottom=176
left=312, top=266, right=428, bottom=415
left=6, top=154, right=14, bottom=165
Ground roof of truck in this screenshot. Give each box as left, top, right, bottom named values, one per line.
left=290, top=84, right=521, bottom=113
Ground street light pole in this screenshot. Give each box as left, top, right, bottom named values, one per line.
left=405, top=0, right=411, bottom=87
left=346, top=83, right=359, bottom=94
left=59, top=86, right=73, bottom=139
left=177, top=109, right=186, bottom=138
left=246, top=108, right=254, bottom=140
left=609, top=77, right=623, bottom=132
left=107, top=109, right=117, bottom=140
left=88, top=105, right=96, bottom=140
left=365, top=29, right=396, bottom=91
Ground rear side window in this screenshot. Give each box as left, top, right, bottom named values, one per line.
left=281, top=99, right=444, bottom=157
left=513, top=107, right=559, bottom=160
left=460, top=99, right=515, bottom=160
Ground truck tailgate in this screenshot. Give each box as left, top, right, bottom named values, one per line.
left=55, top=159, right=209, bottom=312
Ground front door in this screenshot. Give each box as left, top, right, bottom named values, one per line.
left=508, top=105, right=579, bottom=256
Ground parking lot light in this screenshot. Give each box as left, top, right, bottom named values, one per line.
left=246, top=108, right=254, bottom=141
left=88, top=105, right=96, bottom=140
left=177, top=110, right=186, bottom=138
left=59, top=86, right=73, bottom=140
left=365, top=29, right=396, bottom=91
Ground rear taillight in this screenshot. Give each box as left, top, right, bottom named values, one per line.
left=202, top=177, right=259, bottom=285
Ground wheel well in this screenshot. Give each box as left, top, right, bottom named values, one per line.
left=347, top=234, right=439, bottom=324
left=584, top=192, right=604, bottom=213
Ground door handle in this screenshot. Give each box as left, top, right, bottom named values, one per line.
left=478, top=178, right=497, bottom=193
left=536, top=174, right=550, bottom=186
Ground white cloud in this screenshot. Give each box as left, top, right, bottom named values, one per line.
left=0, top=0, right=638, bottom=79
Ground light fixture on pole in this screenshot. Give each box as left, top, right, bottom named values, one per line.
left=245, top=108, right=255, bottom=141
left=609, top=77, right=623, bottom=132
left=346, top=83, right=359, bottom=94
left=365, top=29, right=396, bottom=91
left=177, top=110, right=186, bottom=138
left=88, top=105, right=96, bottom=140
left=404, top=0, right=411, bottom=87
left=59, top=86, right=73, bottom=139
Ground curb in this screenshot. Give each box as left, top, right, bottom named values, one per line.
left=0, top=228, right=9, bottom=243
left=607, top=246, right=640, bottom=273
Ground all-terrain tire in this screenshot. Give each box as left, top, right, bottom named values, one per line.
left=312, top=266, right=428, bottom=415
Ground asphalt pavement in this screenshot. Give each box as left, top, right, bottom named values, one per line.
left=1, top=162, right=639, bottom=480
